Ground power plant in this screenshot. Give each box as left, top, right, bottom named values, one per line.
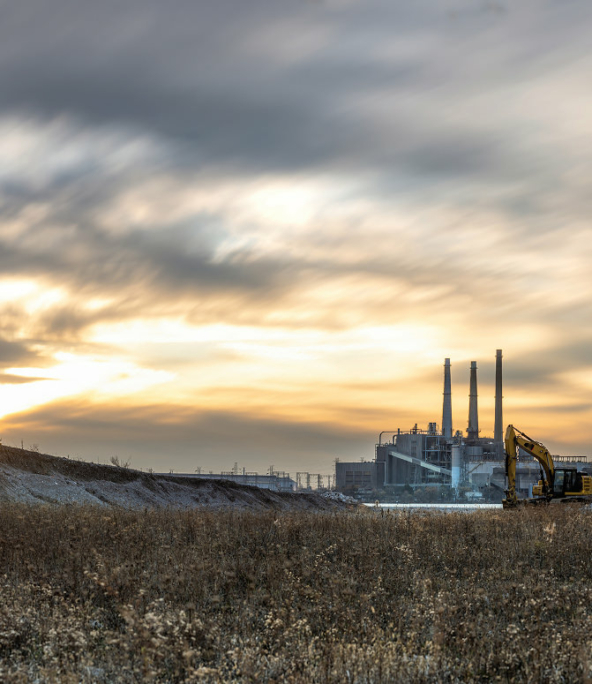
left=335, top=350, right=587, bottom=499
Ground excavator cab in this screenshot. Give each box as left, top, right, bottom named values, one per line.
left=553, top=468, right=578, bottom=496
left=533, top=468, right=589, bottom=498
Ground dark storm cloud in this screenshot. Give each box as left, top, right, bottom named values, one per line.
left=0, top=0, right=392, bottom=172
left=0, top=0, right=590, bottom=182
left=0, top=0, right=591, bottom=299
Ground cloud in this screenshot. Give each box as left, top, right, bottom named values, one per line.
left=0, top=0, right=589, bottom=182
left=1, top=0, right=592, bottom=464
left=499, top=338, right=592, bottom=392
left=0, top=399, right=371, bottom=475
left=0, top=339, right=37, bottom=366
left=0, top=373, right=47, bottom=384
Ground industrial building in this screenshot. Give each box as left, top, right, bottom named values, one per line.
left=158, top=472, right=297, bottom=492
left=335, top=350, right=589, bottom=498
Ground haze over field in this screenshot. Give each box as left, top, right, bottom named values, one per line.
left=1, top=0, right=592, bottom=473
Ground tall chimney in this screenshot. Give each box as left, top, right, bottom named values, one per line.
left=467, top=361, right=479, bottom=440
left=494, top=349, right=503, bottom=446
left=442, top=358, right=452, bottom=439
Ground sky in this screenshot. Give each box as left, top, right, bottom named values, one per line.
left=1, top=0, right=592, bottom=475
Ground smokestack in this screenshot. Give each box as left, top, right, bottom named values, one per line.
left=451, top=444, right=462, bottom=491
left=494, top=349, right=503, bottom=445
left=467, top=361, right=479, bottom=440
left=442, top=358, right=452, bottom=439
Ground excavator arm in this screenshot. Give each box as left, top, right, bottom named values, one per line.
left=504, top=425, right=555, bottom=507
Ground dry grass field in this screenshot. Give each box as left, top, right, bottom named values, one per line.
left=1, top=505, right=592, bottom=683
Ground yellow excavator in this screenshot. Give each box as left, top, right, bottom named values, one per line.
left=503, top=425, right=592, bottom=508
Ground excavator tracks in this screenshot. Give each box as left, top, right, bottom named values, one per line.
left=503, top=495, right=592, bottom=509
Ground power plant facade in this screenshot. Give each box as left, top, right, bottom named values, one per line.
left=336, top=350, right=533, bottom=497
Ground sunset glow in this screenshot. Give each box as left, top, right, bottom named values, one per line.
left=2, top=1, right=592, bottom=473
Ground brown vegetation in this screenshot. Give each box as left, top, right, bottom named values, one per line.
left=1, top=505, right=592, bottom=682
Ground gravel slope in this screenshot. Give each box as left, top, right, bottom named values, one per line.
left=0, top=445, right=347, bottom=510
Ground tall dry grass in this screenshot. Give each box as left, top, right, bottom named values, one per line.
left=1, top=505, right=592, bottom=682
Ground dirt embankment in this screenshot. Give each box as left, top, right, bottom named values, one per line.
left=0, top=445, right=347, bottom=510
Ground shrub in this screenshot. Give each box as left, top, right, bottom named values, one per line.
left=0, top=505, right=591, bottom=682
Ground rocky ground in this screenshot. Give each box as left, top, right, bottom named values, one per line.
left=0, top=444, right=351, bottom=510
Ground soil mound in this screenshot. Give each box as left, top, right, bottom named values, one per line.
left=0, top=444, right=346, bottom=510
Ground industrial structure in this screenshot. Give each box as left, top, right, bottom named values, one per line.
left=160, top=465, right=336, bottom=493
left=335, top=350, right=590, bottom=499
left=160, top=470, right=298, bottom=492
